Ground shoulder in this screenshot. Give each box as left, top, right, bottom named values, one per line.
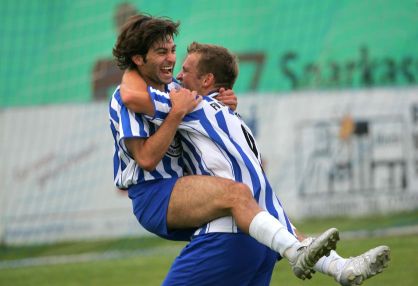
left=167, top=78, right=182, bottom=91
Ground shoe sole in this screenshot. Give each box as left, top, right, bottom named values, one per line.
left=345, top=246, right=391, bottom=286
left=295, top=228, right=340, bottom=280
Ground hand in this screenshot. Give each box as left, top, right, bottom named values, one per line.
left=216, top=88, right=238, bottom=111
left=170, top=88, right=202, bottom=117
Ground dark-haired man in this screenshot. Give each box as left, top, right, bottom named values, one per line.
left=110, top=14, right=389, bottom=285
left=110, top=14, right=339, bottom=284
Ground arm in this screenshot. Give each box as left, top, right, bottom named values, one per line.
left=121, top=71, right=201, bottom=171
left=124, top=109, right=185, bottom=171
left=121, top=69, right=238, bottom=113
left=120, top=69, right=155, bottom=116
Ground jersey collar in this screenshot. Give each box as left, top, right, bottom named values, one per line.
left=206, top=89, right=220, bottom=98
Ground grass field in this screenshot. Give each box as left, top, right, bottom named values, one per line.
left=1, top=210, right=417, bottom=286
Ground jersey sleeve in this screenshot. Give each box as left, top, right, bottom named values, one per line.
left=145, top=86, right=173, bottom=124
left=115, top=91, right=152, bottom=154
left=145, top=85, right=204, bottom=127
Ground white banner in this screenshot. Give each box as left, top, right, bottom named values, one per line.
left=0, top=104, right=144, bottom=245
left=238, top=87, right=418, bottom=219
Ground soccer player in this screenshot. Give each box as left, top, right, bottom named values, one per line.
left=110, top=13, right=388, bottom=284
left=110, top=14, right=339, bottom=284
left=121, top=40, right=390, bottom=285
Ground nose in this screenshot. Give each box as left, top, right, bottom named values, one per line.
left=167, top=51, right=176, bottom=63
left=176, top=71, right=183, bottom=81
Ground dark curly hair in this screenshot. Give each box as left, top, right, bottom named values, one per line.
left=113, top=14, right=180, bottom=70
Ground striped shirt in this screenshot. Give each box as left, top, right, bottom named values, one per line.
left=146, top=86, right=293, bottom=235
left=109, top=85, right=184, bottom=189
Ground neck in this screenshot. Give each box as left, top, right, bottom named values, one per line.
left=148, top=81, right=165, bottom=92
left=136, top=69, right=165, bottom=92
left=205, top=88, right=219, bottom=96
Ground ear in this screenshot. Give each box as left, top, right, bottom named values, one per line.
left=131, top=55, right=144, bottom=66
left=202, top=73, right=215, bottom=88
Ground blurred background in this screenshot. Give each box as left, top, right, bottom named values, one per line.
left=0, top=0, right=417, bottom=285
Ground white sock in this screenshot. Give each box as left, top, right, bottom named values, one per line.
left=314, top=250, right=347, bottom=277
left=249, top=211, right=300, bottom=258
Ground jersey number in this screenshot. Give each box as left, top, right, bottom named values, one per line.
left=241, top=125, right=259, bottom=158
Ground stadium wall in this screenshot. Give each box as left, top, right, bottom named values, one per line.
left=1, top=87, right=418, bottom=245
left=1, top=0, right=417, bottom=244
left=0, top=103, right=144, bottom=245
left=238, top=87, right=418, bottom=219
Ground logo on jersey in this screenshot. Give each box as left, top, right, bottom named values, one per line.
left=167, top=133, right=182, bottom=157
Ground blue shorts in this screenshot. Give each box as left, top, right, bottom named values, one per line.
left=163, top=233, right=278, bottom=286
left=128, top=178, right=196, bottom=241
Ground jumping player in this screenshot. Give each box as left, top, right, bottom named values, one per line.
left=120, top=40, right=390, bottom=286
left=110, top=14, right=339, bottom=284
left=111, top=14, right=388, bottom=284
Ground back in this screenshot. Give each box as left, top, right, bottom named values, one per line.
left=146, top=87, right=293, bottom=234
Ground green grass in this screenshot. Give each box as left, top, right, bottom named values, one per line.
left=271, top=235, right=418, bottom=286
left=0, top=236, right=182, bottom=261
left=1, top=210, right=417, bottom=286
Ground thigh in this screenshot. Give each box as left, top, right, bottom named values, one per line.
left=167, top=175, right=238, bottom=229
left=162, top=233, right=275, bottom=286
left=128, top=178, right=196, bottom=241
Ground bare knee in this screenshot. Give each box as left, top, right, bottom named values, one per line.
left=221, top=182, right=262, bottom=231
left=230, top=182, right=253, bottom=199
left=219, top=182, right=256, bottom=210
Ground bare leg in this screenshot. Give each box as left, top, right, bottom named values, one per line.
left=167, top=175, right=312, bottom=255
left=167, top=175, right=260, bottom=233
left=166, top=174, right=339, bottom=281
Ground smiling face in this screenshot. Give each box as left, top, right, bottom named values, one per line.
left=136, top=36, right=176, bottom=91
left=176, top=52, right=204, bottom=94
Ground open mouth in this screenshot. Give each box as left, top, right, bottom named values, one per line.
left=161, top=66, right=173, bottom=75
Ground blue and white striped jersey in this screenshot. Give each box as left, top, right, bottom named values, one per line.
left=146, top=87, right=293, bottom=235
left=109, top=86, right=184, bottom=189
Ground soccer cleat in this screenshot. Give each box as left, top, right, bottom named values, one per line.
left=291, top=228, right=340, bottom=280
left=336, top=245, right=390, bottom=286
